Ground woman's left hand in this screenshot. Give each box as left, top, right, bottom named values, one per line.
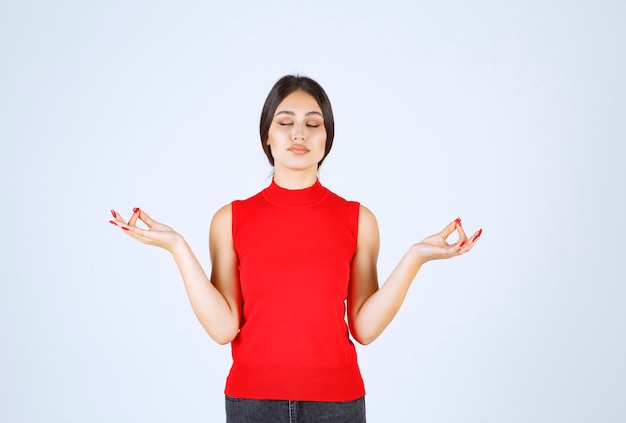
left=410, top=218, right=482, bottom=263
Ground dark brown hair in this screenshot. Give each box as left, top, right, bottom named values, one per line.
left=259, top=75, right=335, bottom=167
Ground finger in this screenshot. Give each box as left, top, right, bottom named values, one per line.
left=127, top=207, right=141, bottom=227
left=121, top=225, right=156, bottom=245
left=109, top=220, right=133, bottom=234
left=108, top=208, right=158, bottom=234
left=110, top=209, right=127, bottom=224
left=457, top=228, right=483, bottom=253
left=109, top=209, right=130, bottom=230
left=455, top=217, right=468, bottom=241
left=136, top=208, right=158, bottom=229
left=116, top=219, right=153, bottom=238
left=470, top=228, right=483, bottom=244
left=438, top=219, right=459, bottom=241
left=122, top=223, right=170, bottom=247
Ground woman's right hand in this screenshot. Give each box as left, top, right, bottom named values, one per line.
left=109, top=208, right=182, bottom=252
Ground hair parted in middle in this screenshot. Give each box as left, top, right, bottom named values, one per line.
left=259, top=75, right=335, bottom=168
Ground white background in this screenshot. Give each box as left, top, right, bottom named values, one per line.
left=1, top=1, right=625, bottom=422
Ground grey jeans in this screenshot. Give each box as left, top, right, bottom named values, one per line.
left=225, top=395, right=366, bottom=423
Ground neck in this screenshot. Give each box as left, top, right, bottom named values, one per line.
left=272, top=167, right=318, bottom=190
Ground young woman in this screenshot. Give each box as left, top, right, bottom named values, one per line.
left=110, top=75, right=482, bottom=422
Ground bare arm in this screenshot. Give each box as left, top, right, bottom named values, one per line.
left=110, top=207, right=241, bottom=345
left=348, top=207, right=481, bottom=345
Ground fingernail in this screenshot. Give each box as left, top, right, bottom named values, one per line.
left=133, top=207, right=139, bottom=214
left=122, top=227, right=129, bottom=231
left=455, top=218, right=462, bottom=227
left=109, top=220, right=118, bottom=226
left=472, top=228, right=483, bottom=242
left=111, top=210, right=117, bottom=218
left=459, top=241, right=466, bottom=248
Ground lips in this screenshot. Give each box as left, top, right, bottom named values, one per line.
left=288, top=145, right=309, bottom=154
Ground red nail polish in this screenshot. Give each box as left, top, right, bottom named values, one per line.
left=133, top=207, right=139, bottom=214
left=472, top=228, right=483, bottom=242
left=459, top=241, right=466, bottom=248
left=122, top=227, right=129, bottom=231
left=109, top=220, right=118, bottom=226
left=111, top=210, right=117, bottom=218
left=455, top=218, right=462, bottom=227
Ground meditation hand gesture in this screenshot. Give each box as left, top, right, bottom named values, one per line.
left=109, top=208, right=183, bottom=252
left=411, top=218, right=482, bottom=263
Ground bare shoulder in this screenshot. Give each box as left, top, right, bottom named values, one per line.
left=209, top=203, right=233, bottom=247
left=358, top=205, right=379, bottom=239
left=359, top=204, right=377, bottom=223
left=212, top=203, right=232, bottom=224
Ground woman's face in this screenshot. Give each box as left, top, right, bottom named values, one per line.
left=266, top=90, right=327, bottom=172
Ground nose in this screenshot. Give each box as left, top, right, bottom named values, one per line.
left=292, top=123, right=306, bottom=141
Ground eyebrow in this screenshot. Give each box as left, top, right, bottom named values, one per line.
left=275, top=110, right=323, bottom=117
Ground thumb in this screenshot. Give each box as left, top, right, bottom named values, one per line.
left=438, top=218, right=459, bottom=240
left=136, top=208, right=158, bottom=228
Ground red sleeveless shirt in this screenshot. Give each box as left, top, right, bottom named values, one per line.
left=225, top=179, right=365, bottom=401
